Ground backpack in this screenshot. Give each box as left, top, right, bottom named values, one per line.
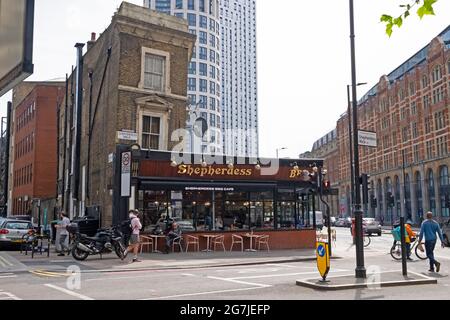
left=121, top=218, right=135, bottom=235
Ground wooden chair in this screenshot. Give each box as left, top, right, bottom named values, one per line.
left=172, top=236, right=184, bottom=253
left=230, top=234, right=244, bottom=252
left=139, top=235, right=154, bottom=254
left=185, top=235, right=200, bottom=252
left=212, top=235, right=226, bottom=252
left=257, top=235, right=270, bottom=252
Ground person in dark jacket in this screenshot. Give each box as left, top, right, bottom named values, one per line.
left=164, top=222, right=182, bottom=254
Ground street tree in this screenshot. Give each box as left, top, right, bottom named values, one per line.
left=381, top=0, right=438, bottom=37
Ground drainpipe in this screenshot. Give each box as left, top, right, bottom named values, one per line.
left=70, top=43, right=85, bottom=218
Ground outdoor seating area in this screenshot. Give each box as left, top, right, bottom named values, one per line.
left=139, top=232, right=272, bottom=253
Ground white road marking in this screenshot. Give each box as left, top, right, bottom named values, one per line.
left=207, top=275, right=271, bottom=288
left=229, top=269, right=350, bottom=280
left=0, top=291, right=21, bottom=300
left=0, top=275, right=17, bottom=279
left=44, top=284, right=94, bottom=300
left=0, top=255, right=13, bottom=267
left=181, top=273, right=195, bottom=277
left=141, top=287, right=264, bottom=300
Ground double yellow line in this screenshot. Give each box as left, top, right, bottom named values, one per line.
left=30, top=270, right=71, bottom=278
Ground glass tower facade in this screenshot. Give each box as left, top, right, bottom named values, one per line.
left=144, top=0, right=258, bottom=157
left=144, top=0, right=222, bottom=154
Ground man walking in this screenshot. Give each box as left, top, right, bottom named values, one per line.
left=55, top=211, right=70, bottom=256
left=419, top=212, right=445, bottom=273
left=123, top=210, right=142, bottom=263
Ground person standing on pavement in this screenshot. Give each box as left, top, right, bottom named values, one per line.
left=55, top=211, right=70, bottom=256
left=419, top=212, right=445, bottom=273
left=123, top=210, right=142, bottom=263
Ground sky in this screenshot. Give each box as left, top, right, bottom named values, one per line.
left=1, top=0, right=450, bottom=159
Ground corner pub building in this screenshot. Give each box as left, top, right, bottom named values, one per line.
left=114, top=150, right=323, bottom=250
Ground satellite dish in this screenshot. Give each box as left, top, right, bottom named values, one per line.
left=193, top=117, right=208, bottom=138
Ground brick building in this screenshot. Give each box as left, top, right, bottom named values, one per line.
left=57, top=3, right=196, bottom=226
left=8, top=82, right=65, bottom=221
left=335, top=26, right=450, bottom=225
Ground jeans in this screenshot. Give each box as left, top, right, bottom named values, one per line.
left=59, top=234, right=69, bottom=253
left=406, top=243, right=411, bottom=258
left=425, top=240, right=438, bottom=270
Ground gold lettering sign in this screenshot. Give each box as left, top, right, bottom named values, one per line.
left=177, top=165, right=253, bottom=177
left=289, top=169, right=302, bottom=179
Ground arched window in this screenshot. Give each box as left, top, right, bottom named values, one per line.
left=405, top=174, right=412, bottom=220
left=394, top=176, right=401, bottom=219
left=428, top=169, right=436, bottom=214
left=439, top=166, right=449, bottom=217
left=377, top=179, right=383, bottom=222
left=415, top=172, right=423, bottom=222
left=385, top=177, right=393, bottom=223
left=432, top=65, right=442, bottom=83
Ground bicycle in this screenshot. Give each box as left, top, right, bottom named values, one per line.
left=364, top=234, right=371, bottom=247
left=390, top=237, right=427, bottom=261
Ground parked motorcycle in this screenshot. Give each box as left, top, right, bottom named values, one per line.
left=67, top=224, right=126, bottom=261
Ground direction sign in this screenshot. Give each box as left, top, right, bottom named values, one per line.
left=358, top=130, right=377, bottom=148
left=316, top=241, right=330, bottom=281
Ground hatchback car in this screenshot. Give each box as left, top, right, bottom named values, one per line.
left=0, top=219, right=33, bottom=249
left=363, top=218, right=382, bottom=236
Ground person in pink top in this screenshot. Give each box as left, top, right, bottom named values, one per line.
left=124, top=210, right=142, bottom=263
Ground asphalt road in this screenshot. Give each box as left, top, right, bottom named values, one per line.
left=1, top=228, right=449, bottom=301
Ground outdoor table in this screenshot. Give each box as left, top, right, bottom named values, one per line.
left=243, top=234, right=261, bottom=252
left=150, top=235, right=166, bottom=253
left=201, top=235, right=218, bottom=252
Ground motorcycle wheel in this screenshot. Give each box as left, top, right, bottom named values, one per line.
left=114, top=242, right=126, bottom=259
left=71, top=246, right=90, bottom=261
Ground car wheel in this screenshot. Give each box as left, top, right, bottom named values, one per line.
left=378, top=232, right=382, bottom=237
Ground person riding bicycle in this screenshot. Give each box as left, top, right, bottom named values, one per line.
left=392, top=220, right=416, bottom=261
left=405, top=220, right=417, bottom=260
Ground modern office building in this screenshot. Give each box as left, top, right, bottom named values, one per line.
left=308, top=26, right=450, bottom=226
left=143, top=0, right=259, bottom=157
left=144, top=0, right=223, bottom=154
left=220, top=0, right=258, bottom=157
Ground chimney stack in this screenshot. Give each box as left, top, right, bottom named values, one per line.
left=87, top=32, right=97, bottom=51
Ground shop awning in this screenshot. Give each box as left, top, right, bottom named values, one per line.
left=139, top=180, right=277, bottom=192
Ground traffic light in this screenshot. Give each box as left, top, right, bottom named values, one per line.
left=360, top=174, right=369, bottom=205
left=387, top=192, right=395, bottom=208
left=370, top=195, right=377, bottom=209
left=322, top=179, right=331, bottom=195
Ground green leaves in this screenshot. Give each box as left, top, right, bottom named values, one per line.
left=380, top=0, right=438, bottom=37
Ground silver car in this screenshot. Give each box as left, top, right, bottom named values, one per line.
left=363, top=218, right=382, bottom=236
left=0, top=219, right=33, bottom=248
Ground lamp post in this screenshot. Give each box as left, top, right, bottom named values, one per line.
left=349, top=0, right=366, bottom=279
left=400, top=152, right=408, bottom=276
left=347, top=82, right=367, bottom=216
left=276, top=147, right=287, bottom=159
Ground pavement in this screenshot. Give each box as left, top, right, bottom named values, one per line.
left=1, top=247, right=317, bottom=274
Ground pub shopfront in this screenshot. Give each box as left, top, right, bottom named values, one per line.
left=123, top=151, right=324, bottom=250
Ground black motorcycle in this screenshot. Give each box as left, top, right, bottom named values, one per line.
left=67, top=224, right=126, bottom=261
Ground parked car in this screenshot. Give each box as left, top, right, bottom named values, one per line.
left=0, top=219, right=33, bottom=249
left=309, top=211, right=324, bottom=230
left=335, top=218, right=347, bottom=228
left=363, top=218, right=382, bottom=236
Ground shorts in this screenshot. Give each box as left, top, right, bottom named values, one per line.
left=129, top=234, right=139, bottom=245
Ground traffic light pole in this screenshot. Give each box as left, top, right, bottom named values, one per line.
left=349, top=0, right=366, bottom=279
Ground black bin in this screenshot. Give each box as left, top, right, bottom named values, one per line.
left=72, top=217, right=99, bottom=237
